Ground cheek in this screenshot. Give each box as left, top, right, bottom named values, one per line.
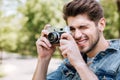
left=82, top=29, right=93, bottom=36
left=85, top=28, right=99, bottom=41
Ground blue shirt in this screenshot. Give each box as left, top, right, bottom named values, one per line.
left=47, top=39, right=120, bottom=80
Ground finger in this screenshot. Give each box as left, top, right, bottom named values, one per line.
left=60, top=39, right=68, bottom=46
left=61, top=49, right=68, bottom=58
left=59, top=45, right=67, bottom=51
left=39, top=24, right=51, bottom=38
left=44, top=24, right=51, bottom=30
left=36, top=38, right=51, bottom=49
left=37, top=40, right=50, bottom=50
left=41, top=30, right=49, bottom=37
left=61, top=33, right=74, bottom=40
left=40, top=37, right=51, bottom=47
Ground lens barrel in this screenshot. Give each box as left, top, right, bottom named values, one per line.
left=48, top=32, right=60, bottom=44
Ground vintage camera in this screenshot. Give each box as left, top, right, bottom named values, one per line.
left=47, top=26, right=70, bottom=44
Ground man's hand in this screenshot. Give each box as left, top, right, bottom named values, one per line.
left=33, top=24, right=56, bottom=80
left=36, top=24, right=56, bottom=60
left=59, top=33, right=85, bottom=67
left=59, top=33, right=98, bottom=80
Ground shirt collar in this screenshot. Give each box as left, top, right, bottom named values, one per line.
left=107, top=39, right=120, bottom=52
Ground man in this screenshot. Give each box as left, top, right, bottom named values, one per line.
left=33, top=0, right=120, bottom=80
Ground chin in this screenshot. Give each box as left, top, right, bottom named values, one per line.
left=79, top=46, right=91, bottom=54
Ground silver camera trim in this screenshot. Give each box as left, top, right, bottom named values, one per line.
left=47, top=26, right=71, bottom=33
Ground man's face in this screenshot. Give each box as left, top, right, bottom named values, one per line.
left=67, top=14, right=101, bottom=54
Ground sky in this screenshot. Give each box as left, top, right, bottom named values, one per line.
left=1, top=0, right=26, bottom=16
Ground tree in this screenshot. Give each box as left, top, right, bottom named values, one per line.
left=0, top=0, right=25, bottom=52
left=17, top=0, right=65, bottom=56
left=100, top=0, right=119, bottom=39
left=116, top=0, right=120, bottom=38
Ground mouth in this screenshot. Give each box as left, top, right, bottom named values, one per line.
left=76, top=39, right=88, bottom=47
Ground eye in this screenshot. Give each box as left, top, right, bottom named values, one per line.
left=70, top=27, right=75, bottom=32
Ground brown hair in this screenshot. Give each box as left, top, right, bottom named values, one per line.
left=63, top=0, right=104, bottom=24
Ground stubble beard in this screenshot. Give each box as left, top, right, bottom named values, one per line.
left=80, top=31, right=100, bottom=56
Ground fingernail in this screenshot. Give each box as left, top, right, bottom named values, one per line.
left=49, top=44, right=52, bottom=47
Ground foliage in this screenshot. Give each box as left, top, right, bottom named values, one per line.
left=0, top=26, right=17, bottom=51
left=116, top=0, right=120, bottom=38
left=100, top=0, right=119, bottom=39
left=0, top=0, right=24, bottom=52
left=17, top=0, right=65, bottom=56
left=0, top=14, right=18, bottom=52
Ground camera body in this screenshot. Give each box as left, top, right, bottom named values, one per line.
left=47, top=27, right=70, bottom=44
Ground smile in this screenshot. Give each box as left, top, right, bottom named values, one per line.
left=76, top=39, right=88, bottom=47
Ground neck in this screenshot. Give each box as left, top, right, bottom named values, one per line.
left=87, top=36, right=109, bottom=58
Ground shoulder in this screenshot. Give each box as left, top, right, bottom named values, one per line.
left=108, top=39, right=120, bottom=44
left=108, top=39, right=120, bottom=51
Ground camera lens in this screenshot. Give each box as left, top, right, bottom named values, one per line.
left=48, top=32, right=60, bottom=44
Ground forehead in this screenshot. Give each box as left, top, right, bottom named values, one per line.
left=67, top=14, right=94, bottom=26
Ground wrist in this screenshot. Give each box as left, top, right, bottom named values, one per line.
left=35, top=58, right=50, bottom=79
left=73, top=61, right=87, bottom=70
left=38, top=57, right=51, bottom=66
left=73, top=61, right=98, bottom=80
left=33, top=56, right=51, bottom=80
left=38, top=54, right=52, bottom=62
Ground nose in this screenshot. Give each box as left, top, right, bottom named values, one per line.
left=74, top=29, right=82, bottom=39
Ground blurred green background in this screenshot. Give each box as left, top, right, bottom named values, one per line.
left=0, top=0, right=120, bottom=56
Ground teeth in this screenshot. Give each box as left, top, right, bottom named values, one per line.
left=78, top=40, right=85, bottom=44
left=77, top=39, right=87, bottom=45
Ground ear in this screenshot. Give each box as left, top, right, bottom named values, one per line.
left=98, top=18, right=106, bottom=32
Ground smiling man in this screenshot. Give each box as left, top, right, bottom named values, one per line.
left=33, top=0, right=120, bottom=80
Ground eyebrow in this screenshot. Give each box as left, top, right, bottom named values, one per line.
left=69, top=24, right=89, bottom=28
